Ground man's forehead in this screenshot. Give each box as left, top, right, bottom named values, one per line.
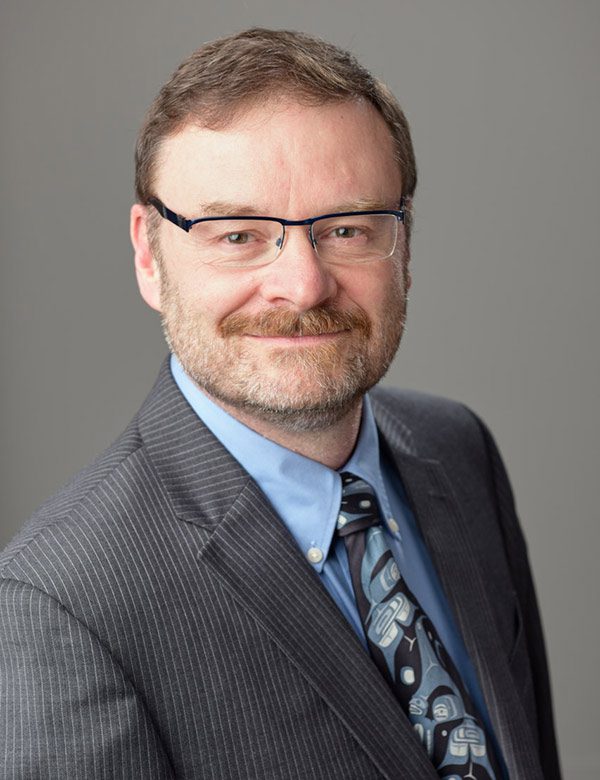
left=152, top=98, right=401, bottom=212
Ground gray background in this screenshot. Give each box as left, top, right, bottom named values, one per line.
left=1, top=1, right=598, bottom=776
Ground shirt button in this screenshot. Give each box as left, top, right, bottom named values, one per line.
left=387, top=517, right=399, bottom=534
left=307, top=547, right=324, bottom=564
left=337, top=514, right=347, bottom=528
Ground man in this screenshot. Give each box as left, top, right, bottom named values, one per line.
left=0, top=28, right=560, bottom=779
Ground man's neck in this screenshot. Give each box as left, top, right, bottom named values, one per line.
left=202, top=393, right=363, bottom=470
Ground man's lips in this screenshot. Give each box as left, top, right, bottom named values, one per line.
left=243, top=330, right=350, bottom=345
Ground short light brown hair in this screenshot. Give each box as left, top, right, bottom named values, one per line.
left=135, top=28, right=417, bottom=217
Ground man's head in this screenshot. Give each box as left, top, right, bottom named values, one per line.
left=130, top=29, right=417, bottom=432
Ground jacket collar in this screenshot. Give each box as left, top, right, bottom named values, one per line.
left=137, top=358, right=251, bottom=528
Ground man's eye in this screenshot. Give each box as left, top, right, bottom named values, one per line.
left=332, top=226, right=361, bottom=239
left=225, top=232, right=251, bottom=245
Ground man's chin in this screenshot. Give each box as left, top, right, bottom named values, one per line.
left=217, top=393, right=364, bottom=432
left=197, top=375, right=367, bottom=432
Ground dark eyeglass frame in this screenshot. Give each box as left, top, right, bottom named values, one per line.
left=147, top=196, right=405, bottom=252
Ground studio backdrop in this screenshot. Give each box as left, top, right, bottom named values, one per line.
left=2, top=1, right=599, bottom=776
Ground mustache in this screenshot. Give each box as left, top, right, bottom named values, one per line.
left=219, top=306, right=371, bottom=338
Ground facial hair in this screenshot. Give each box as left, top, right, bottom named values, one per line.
left=158, top=257, right=408, bottom=432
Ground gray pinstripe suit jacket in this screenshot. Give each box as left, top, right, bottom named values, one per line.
left=1, top=360, right=560, bottom=779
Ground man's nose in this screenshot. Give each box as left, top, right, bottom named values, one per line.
left=258, top=227, right=338, bottom=310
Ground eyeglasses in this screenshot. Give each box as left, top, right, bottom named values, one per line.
left=147, top=196, right=406, bottom=269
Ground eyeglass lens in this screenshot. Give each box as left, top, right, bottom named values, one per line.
left=187, top=213, right=399, bottom=267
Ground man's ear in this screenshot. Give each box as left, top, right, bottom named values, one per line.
left=130, top=203, right=162, bottom=312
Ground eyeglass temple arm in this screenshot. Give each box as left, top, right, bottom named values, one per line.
left=147, top=197, right=193, bottom=232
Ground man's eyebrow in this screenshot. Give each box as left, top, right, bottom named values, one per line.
left=333, top=198, right=399, bottom=212
left=195, top=201, right=263, bottom=217
left=193, top=197, right=399, bottom=218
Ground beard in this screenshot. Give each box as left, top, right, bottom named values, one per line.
left=158, top=261, right=408, bottom=433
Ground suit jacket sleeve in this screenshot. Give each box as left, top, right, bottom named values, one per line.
left=0, top=578, right=174, bottom=779
left=474, top=413, right=562, bottom=780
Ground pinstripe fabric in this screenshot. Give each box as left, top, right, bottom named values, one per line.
left=0, top=361, right=560, bottom=778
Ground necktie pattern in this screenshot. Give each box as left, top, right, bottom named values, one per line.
left=337, top=472, right=500, bottom=780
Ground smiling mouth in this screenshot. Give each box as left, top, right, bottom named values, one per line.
left=248, top=328, right=349, bottom=336
left=245, top=330, right=350, bottom=343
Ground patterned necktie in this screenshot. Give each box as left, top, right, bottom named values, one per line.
left=337, top=472, right=501, bottom=780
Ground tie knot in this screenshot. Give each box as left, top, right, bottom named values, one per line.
left=337, top=472, right=382, bottom=537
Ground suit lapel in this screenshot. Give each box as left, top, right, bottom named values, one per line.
left=373, top=401, right=544, bottom=779
left=140, top=361, right=437, bottom=779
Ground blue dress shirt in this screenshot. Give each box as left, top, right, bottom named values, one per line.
left=170, top=354, right=505, bottom=773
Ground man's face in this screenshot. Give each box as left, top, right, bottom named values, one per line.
left=134, top=99, right=410, bottom=431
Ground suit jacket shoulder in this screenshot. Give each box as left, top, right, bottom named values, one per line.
left=1, top=417, right=145, bottom=569
left=371, top=385, right=494, bottom=460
